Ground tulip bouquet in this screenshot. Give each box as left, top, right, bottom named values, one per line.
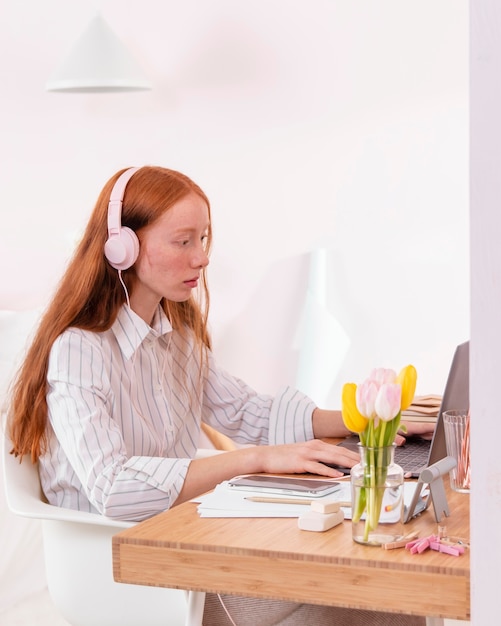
left=341, top=365, right=417, bottom=543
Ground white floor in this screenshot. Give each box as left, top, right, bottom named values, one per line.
left=0, top=588, right=470, bottom=626
left=0, top=589, right=70, bottom=625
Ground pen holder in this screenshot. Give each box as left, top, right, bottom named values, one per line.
left=443, top=410, right=471, bottom=493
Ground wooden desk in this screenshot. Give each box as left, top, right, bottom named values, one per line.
left=112, top=484, right=470, bottom=620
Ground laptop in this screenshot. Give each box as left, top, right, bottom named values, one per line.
left=332, top=341, right=470, bottom=478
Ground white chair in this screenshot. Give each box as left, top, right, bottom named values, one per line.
left=2, top=432, right=207, bottom=626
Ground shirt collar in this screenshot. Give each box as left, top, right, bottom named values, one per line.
left=112, top=304, right=173, bottom=360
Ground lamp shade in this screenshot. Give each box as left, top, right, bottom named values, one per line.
left=46, top=14, right=152, bottom=93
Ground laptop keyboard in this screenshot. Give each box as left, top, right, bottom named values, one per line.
left=393, top=438, right=431, bottom=474
left=333, top=435, right=431, bottom=476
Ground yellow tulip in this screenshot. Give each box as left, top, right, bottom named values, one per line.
left=341, top=383, right=369, bottom=433
left=396, top=364, right=417, bottom=410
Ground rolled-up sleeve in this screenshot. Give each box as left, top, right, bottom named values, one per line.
left=202, top=353, right=316, bottom=446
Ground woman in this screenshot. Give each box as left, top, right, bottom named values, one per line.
left=8, top=165, right=428, bottom=625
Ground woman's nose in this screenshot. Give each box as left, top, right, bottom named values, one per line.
left=193, top=245, right=209, bottom=268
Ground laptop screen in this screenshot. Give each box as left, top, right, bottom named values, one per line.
left=427, top=340, right=469, bottom=468
left=333, top=341, right=470, bottom=477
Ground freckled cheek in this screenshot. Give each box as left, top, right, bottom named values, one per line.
left=139, top=248, right=177, bottom=273
left=159, top=254, right=184, bottom=274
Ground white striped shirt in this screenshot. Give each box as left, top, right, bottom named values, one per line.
left=40, top=305, right=316, bottom=521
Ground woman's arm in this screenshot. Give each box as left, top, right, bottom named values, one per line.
left=310, top=408, right=436, bottom=440
left=311, top=408, right=351, bottom=438
left=174, top=437, right=359, bottom=505
left=180, top=384, right=437, bottom=506
left=399, top=420, right=436, bottom=439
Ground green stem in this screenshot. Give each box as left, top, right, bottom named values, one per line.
left=361, top=444, right=390, bottom=542
left=353, top=417, right=401, bottom=542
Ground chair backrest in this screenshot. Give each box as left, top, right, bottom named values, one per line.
left=2, top=430, right=204, bottom=626
left=3, top=431, right=47, bottom=517
left=2, top=430, right=128, bottom=526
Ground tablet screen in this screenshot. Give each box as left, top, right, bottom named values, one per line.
left=227, top=475, right=341, bottom=497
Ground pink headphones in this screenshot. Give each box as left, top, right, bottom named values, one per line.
left=104, top=167, right=140, bottom=270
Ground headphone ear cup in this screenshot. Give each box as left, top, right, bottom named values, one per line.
left=104, top=226, right=139, bottom=271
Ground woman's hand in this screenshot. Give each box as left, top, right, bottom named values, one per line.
left=396, top=420, right=436, bottom=444
left=258, top=439, right=359, bottom=478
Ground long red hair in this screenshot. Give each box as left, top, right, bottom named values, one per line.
left=7, top=166, right=212, bottom=462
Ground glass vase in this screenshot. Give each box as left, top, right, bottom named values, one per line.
left=350, top=443, right=404, bottom=546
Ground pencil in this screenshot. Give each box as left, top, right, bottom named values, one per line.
left=244, top=496, right=352, bottom=507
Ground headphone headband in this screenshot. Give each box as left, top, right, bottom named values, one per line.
left=104, top=167, right=140, bottom=270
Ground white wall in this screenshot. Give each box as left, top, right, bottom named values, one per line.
left=0, top=0, right=468, bottom=615
left=0, top=0, right=468, bottom=399
left=470, top=1, right=501, bottom=623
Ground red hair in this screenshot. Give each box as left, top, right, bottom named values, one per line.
left=8, top=166, right=212, bottom=462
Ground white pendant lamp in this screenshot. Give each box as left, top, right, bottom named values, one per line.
left=46, top=14, right=152, bottom=93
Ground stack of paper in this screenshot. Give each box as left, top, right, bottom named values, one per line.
left=196, top=481, right=353, bottom=518
left=195, top=480, right=423, bottom=521
left=402, top=395, right=442, bottom=423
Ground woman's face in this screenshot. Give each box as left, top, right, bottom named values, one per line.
left=129, top=192, right=210, bottom=323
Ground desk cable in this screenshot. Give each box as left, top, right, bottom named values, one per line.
left=217, top=594, right=237, bottom=626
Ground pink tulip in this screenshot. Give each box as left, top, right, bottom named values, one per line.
left=369, top=368, right=397, bottom=385
left=374, top=383, right=402, bottom=421
left=356, top=380, right=379, bottom=418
